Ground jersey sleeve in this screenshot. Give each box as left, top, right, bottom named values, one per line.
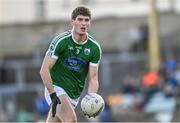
left=46, top=36, right=64, bottom=59
left=90, top=45, right=102, bottom=66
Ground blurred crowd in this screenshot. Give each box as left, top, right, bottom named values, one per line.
left=0, top=51, right=180, bottom=123
left=99, top=54, right=180, bottom=122
left=0, top=91, right=49, bottom=122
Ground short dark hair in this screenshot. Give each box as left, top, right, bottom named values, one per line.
left=71, top=6, right=91, bottom=20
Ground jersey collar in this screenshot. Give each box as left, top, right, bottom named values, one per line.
left=71, top=29, right=88, bottom=45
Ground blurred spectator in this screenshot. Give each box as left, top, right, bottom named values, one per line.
left=164, top=55, right=177, bottom=72
left=5, top=100, right=16, bottom=121
left=138, top=23, right=149, bottom=52
left=120, top=75, right=144, bottom=111
left=0, top=61, right=7, bottom=83
left=17, top=104, right=35, bottom=122
left=142, top=70, right=159, bottom=87
left=141, top=70, right=160, bottom=106
left=129, top=23, right=149, bottom=52
left=122, top=75, right=139, bottom=94
left=0, top=108, right=8, bottom=121
left=144, top=84, right=176, bottom=123
left=35, top=91, right=49, bottom=121
left=99, top=97, right=116, bottom=122
left=166, top=71, right=178, bottom=91
left=174, top=65, right=180, bottom=85
left=161, top=54, right=179, bottom=94
left=128, top=26, right=141, bottom=52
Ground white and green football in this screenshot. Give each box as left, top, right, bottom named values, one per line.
left=81, top=93, right=105, bottom=118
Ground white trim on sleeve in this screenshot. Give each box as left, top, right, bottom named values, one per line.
left=90, top=62, right=99, bottom=66
left=51, top=54, right=58, bottom=59
left=46, top=51, right=58, bottom=59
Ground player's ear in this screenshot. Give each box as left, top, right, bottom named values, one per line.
left=70, top=19, right=75, bottom=27
left=88, top=20, right=91, bottom=26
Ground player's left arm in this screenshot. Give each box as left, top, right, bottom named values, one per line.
left=88, top=42, right=102, bottom=93
left=88, top=65, right=99, bottom=93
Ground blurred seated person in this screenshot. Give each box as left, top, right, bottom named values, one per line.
left=99, top=98, right=116, bottom=122
left=144, top=84, right=176, bottom=122
left=122, top=75, right=140, bottom=94
left=35, top=91, right=49, bottom=120
left=164, top=54, right=177, bottom=72
left=141, top=70, right=160, bottom=106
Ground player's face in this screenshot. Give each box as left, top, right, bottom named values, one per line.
left=71, top=15, right=91, bottom=35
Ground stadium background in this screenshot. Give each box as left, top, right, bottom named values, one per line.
left=0, top=0, right=180, bottom=122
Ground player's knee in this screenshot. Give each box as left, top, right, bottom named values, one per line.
left=57, top=110, right=77, bottom=122
left=73, top=116, right=77, bottom=122
left=66, top=114, right=77, bottom=122
left=67, top=117, right=77, bottom=122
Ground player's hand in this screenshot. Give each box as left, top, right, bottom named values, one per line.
left=50, top=92, right=61, bottom=117
left=83, top=113, right=95, bottom=118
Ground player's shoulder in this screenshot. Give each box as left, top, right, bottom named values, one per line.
left=55, top=30, right=72, bottom=40
left=87, top=33, right=96, bottom=42
left=87, top=33, right=101, bottom=49
left=51, top=30, right=72, bottom=45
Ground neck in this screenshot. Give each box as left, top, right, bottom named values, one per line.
left=73, top=31, right=87, bottom=44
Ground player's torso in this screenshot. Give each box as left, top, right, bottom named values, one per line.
left=50, top=31, right=100, bottom=99
left=59, top=36, right=93, bottom=72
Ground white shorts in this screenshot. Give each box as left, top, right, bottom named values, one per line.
left=44, top=85, right=79, bottom=109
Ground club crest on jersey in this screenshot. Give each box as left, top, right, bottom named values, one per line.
left=84, top=48, right=90, bottom=55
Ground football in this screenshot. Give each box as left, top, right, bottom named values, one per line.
left=81, top=93, right=105, bottom=117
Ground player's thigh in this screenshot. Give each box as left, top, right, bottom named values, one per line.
left=56, top=94, right=77, bottom=122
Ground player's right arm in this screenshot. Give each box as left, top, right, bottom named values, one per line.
left=40, top=54, right=61, bottom=117
left=40, top=54, right=56, bottom=94
left=40, top=32, right=67, bottom=117
left=40, top=32, right=65, bottom=93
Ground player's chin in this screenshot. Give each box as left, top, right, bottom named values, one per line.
left=79, top=31, right=86, bottom=35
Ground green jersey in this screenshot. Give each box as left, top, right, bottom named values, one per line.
left=46, top=30, right=102, bottom=99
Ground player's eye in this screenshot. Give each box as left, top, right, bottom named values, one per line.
left=85, top=18, right=90, bottom=22
left=77, top=18, right=83, bottom=21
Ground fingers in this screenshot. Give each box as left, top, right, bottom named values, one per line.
left=58, top=98, right=61, bottom=104
left=50, top=93, right=61, bottom=117
left=52, top=103, right=57, bottom=117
